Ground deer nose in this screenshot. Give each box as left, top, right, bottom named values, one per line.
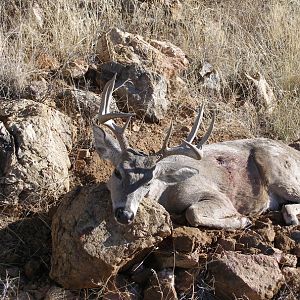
left=115, top=208, right=134, bottom=225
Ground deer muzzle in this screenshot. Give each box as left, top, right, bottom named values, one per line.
left=115, top=207, right=134, bottom=225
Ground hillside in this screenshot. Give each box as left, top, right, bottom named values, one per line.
left=0, top=1, right=300, bottom=299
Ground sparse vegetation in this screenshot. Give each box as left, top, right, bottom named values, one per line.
left=0, top=0, right=299, bottom=139
left=0, top=0, right=299, bottom=299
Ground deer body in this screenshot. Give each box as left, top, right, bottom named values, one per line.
left=93, top=75, right=300, bottom=229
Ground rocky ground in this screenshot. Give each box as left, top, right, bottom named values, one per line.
left=0, top=3, right=300, bottom=299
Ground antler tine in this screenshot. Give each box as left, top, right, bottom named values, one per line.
left=159, top=120, right=174, bottom=153
left=157, top=105, right=214, bottom=161
left=185, top=104, right=204, bottom=143
left=95, top=74, right=134, bottom=151
left=197, top=111, right=215, bottom=148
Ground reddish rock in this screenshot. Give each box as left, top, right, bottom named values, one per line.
left=208, top=251, right=284, bottom=300
left=50, top=184, right=172, bottom=288
left=274, top=232, right=296, bottom=252
left=172, top=226, right=213, bottom=253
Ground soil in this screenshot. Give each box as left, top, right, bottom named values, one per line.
left=0, top=98, right=299, bottom=299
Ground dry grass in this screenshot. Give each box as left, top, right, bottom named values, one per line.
left=0, top=1, right=299, bottom=298
left=0, top=0, right=299, bottom=140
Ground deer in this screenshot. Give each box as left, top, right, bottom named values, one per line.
left=93, top=74, right=300, bottom=230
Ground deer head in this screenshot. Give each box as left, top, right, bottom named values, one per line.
left=93, top=74, right=214, bottom=225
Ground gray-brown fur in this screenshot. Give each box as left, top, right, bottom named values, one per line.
left=93, top=77, right=300, bottom=229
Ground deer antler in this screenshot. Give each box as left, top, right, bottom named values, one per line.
left=157, top=105, right=215, bottom=160
left=95, top=74, right=134, bottom=151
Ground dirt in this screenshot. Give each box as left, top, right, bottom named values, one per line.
left=0, top=92, right=298, bottom=299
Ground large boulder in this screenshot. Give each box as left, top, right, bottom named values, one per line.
left=96, top=27, right=188, bottom=121
left=50, top=184, right=172, bottom=289
left=0, top=99, right=72, bottom=205
left=208, top=251, right=284, bottom=300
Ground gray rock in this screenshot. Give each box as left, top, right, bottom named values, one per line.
left=50, top=184, right=172, bottom=289
left=98, top=62, right=169, bottom=122
left=56, top=88, right=118, bottom=120
left=96, top=27, right=189, bottom=122
left=0, top=99, right=72, bottom=204
left=208, top=251, right=284, bottom=300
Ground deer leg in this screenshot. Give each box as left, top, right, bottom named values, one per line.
left=185, top=196, right=251, bottom=230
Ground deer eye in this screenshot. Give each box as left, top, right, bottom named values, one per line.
left=114, top=169, right=122, bottom=179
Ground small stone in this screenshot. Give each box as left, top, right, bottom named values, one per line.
left=181, top=125, right=191, bottom=133
left=44, top=286, right=76, bottom=300
left=77, top=149, right=90, bottom=159
left=258, top=226, right=276, bottom=243
left=291, top=230, right=300, bottom=243
left=217, top=237, right=236, bottom=251
left=132, top=124, right=140, bottom=132
left=152, top=249, right=199, bottom=269
left=74, top=159, right=86, bottom=171
left=279, top=254, right=297, bottom=267
left=274, top=232, right=296, bottom=252
left=281, top=267, right=300, bottom=293
left=62, top=59, right=88, bottom=79
left=172, top=227, right=212, bottom=253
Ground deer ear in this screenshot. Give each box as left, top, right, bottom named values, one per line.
left=156, top=165, right=199, bottom=184
left=93, top=125, right=121, bottom=166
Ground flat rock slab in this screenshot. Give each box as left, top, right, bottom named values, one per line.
left=50, top=184, right=172, bottom=288
left=0, top=99, right=72, bottom=205
left=208, top=251, right=284, bottom=300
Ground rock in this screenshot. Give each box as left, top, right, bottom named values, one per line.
left=198, top=61, right=221, bottom=97
left=56, top=88, right=116, bottom=120
left=172, top=226, right=213, bottom=253
left=281, top=267, right=300, bottom=295
left=77, top=149, right=90, bottom=159
left=289, top=139, right=300, bottom=151
left=208, top=251, right=284, bottom=300
left=50, top=184, right=172, bottom=288
left=258, top=226, right=276, bottom=243
left=245, top=73, right=276, bottom=114
left=279, top=253, right=297, bottom=268
left=152, top=249, right=200, bottom=269
left=290, top=230, right=300, bottom=243
left=238, top=230, right=263, bottom=248
left=97, top=28, right=188, bottom=81
left=0, top=100, right=72, bottom=205
left=99, top=62, right=169, bottom=122
left=62, top=59, right=89, bottom=79
left=217, top=237, right=236, bottom=251
left=0, top=121, right=14, bottom=177
left=44, top=286, right=77, bottom=300
left=96, top=27, right=189, bottom=121
left=144, top=269, right=177, bottom=300
left=293, top=244, right=300, bottom=257
left=23, top=78, right=48, bottom=102
left=274, top=232, right=296, bottom=252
